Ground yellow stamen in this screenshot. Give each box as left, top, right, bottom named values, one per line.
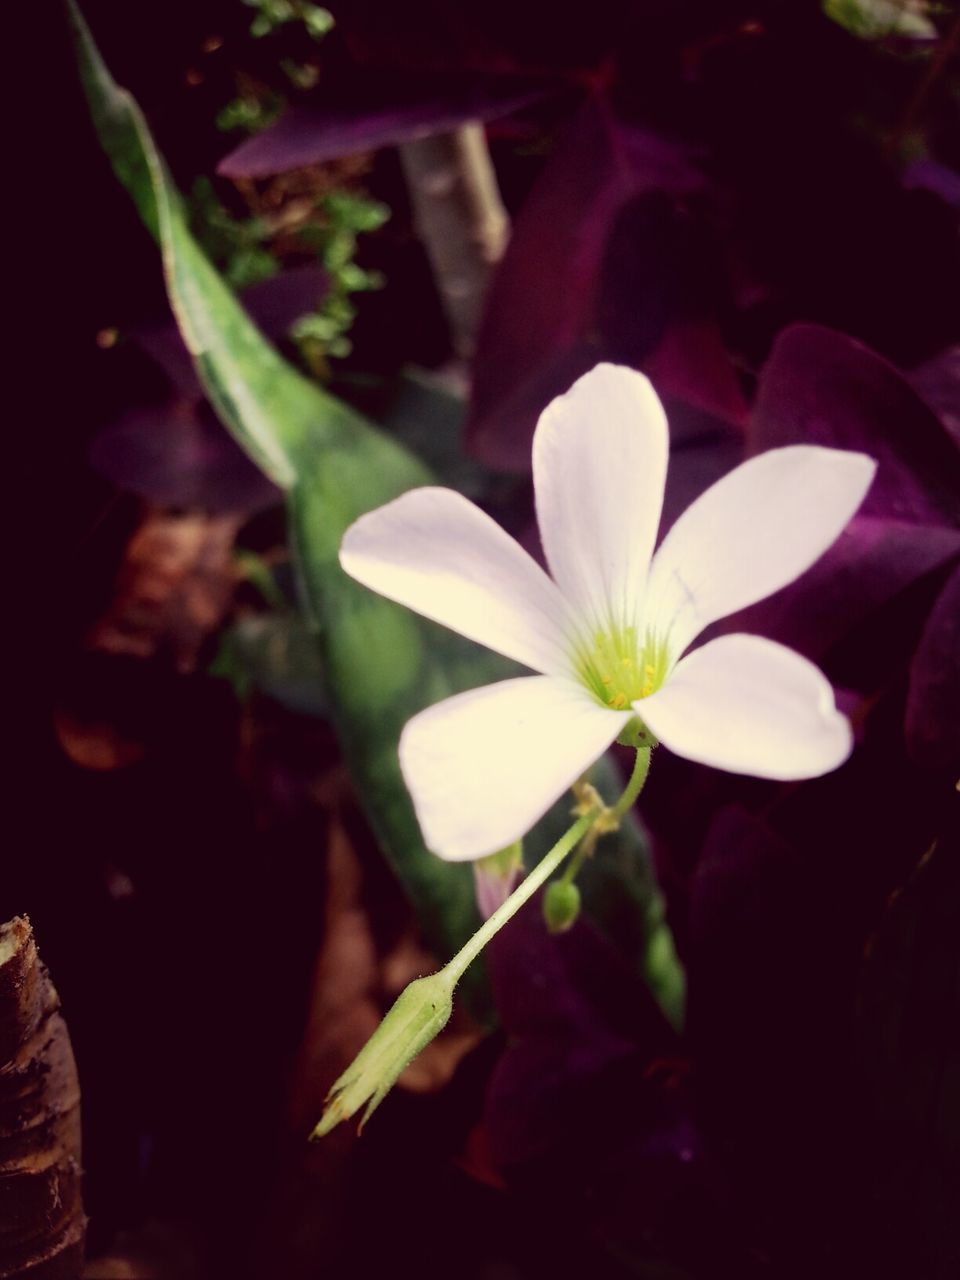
left=574, top=625, right=670, bottom=710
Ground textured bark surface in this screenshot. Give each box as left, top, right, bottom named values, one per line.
left=0, top=918, right=85, bottom=1280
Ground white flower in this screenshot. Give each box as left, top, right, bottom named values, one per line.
left=340, top=365, right=876, bottom=862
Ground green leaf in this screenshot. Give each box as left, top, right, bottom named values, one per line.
left=822, top=0, right=937, bottom=40
left=69, top=0, right=493, bottom=966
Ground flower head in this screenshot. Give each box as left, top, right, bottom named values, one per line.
left=340, top=365, right=876, bottom=862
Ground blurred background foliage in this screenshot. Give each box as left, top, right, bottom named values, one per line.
left=9, top=1, right=960, bottom=1278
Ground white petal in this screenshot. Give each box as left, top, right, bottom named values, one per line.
left=533, top=364, right=668, bottom=636
left=646, top=445, right=877, bottom=660
left=341, top=487, right=571, bottom=675
left=637, top=634, right=852, bottom=779
left=400, top=676, right=628, bottom=861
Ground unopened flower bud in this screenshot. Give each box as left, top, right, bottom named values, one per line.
left=312, top=970, right=454, bottom=1137
left=543, top=880, right=581, bottom=933
left=473, top=841, right=524, bottom=919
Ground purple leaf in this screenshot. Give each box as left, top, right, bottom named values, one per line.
left=237, top=265, right=330, bottom=339
left=90, top=398, right=281, bottom=513
left=749, top=324, right=960, bottom=528
left=217, top=74, right=550, bottom=178
left=483, top=890, right=676, bottom=1171
left=331, top=0, right=627, bottom=74
left=902, top=159, right=960, bottom=210
left=91, top=268, right=325, bottom=510
left=725, top=516, right=960, bottom=666
left=466, top=93, right=743, bottom=469
left=906, top=562, right=960, bottom=772
left=133, top=320, right=199, bottom=397
left=658, top=402, right=744, bottom=536
left=909, top=346, right=960, bottom=449
left=643, top=317, right=748, bottom=433
left=686, top=803, right=845, bottom=1156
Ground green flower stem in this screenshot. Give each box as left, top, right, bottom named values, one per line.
left=448, top=744, right=653, bottom=980
left=560, top=745, right=652, bottom=890
left=558, top=830, right=598, bottom=889
left=315, top=809, right=595, bottom=1135
left=444, top=810, right=596, bottom=985
left=610, top=745, right=652, bottom=821
left=313, top=747, right=659, bottom=1135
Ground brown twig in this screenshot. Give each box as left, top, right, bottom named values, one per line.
left=399, top=123, right=510, bottom=359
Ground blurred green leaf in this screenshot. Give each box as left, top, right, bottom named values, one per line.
left=212, top=612, right=328, bottom=716
left=69, top=0, right=491, bottom=964
left=215, top=92, right=283, bottom=136
left=69, top=0, right=684, bottom=1026
left=823, top=0, right=937, bottom=40
left=243, top=0, right=334, bottom=41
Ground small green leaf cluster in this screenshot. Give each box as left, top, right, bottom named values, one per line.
left=189, top=151, right=389, bottom=359
left=292, top=192, right=389, bottom=362
left=188, top=177, right=280, bottom=290
left=215, top=93, right=282, bottom=136
left=822, top=0, right=937, bottom=40
left=242, top=0, right=334, bottom=41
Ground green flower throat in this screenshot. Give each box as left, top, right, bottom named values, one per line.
left=575, top=624, right=670, bottom=710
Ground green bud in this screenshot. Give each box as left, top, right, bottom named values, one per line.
left=544, top=880, right=581, bottom=934
left=311, top=970, right=454, bottom=1137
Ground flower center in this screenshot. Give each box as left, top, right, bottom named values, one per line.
left=574, top=625, right=670, bottom=710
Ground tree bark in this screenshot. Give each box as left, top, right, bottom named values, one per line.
left=0, top=918, right=85, bottom=1280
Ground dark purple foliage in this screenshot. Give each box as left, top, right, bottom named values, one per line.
left=328, top=0, right=632, bottom=75
left=480, top=319, right=960, bottom=1273
left=749, top=325, right=960, bottom=528
left=89, top=267, right=326, bottom=511
left=218, top=73, right=551, bottom=178
left=903, top=158, right=960, bottom=209
left=906, top=562, right=960, bottom=771
left=90, top=398, right=278, bottom=513
left=480, top=896, right=741, bottom=1271
left=910, top=346, right=960, bottom=448
left=737, top=324, right=960, bottom=774
left=465, top=92, right=745, bottom=469
left=726, top=515, right=960, bottom=668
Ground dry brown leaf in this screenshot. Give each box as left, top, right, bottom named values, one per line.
left=55, top=504, right=244, bottom=772
left=288, top=776, right=483, bottom=1133
left=88, top=507, right=243, bottom=672
left=53, top=709, right=146, bottom=772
